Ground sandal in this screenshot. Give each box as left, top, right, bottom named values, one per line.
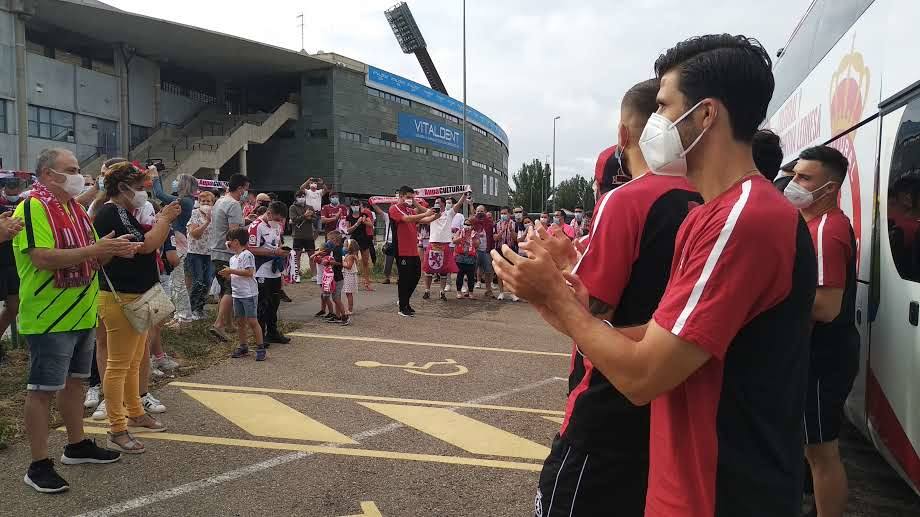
left=107, top=431, right=145, bottom=454
left=128, top=414, right=168, bottom=433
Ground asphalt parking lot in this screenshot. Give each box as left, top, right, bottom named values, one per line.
left=0, top=281, right=916, bottom=516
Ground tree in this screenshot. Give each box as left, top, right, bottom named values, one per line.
left=554, top=175, right=595, bottom=213
left=510, top=159, right=552, bottom=214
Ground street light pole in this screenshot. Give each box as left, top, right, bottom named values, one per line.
left=461, top=0, right=468, bottom=214
left=552, top=115, right=560, bottom=211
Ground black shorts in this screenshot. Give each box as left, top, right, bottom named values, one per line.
left=355, top=238, right=372, bottom=251
left=0, top=265, right=19, bottom=299
left=292, top=238, right=315, bottom=253
left=804, top=350, right=859, bottom=445
left=534, top=435, right=647, bottom=517
left=212, top=259, right=230, bottom=297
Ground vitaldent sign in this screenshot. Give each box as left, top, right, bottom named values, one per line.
left=398, top=113, right=464, bottom=152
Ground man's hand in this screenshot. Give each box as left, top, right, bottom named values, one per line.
left=0, top=212, right=23, bottom=243
left=529, top=221, right=578, bottom=272
left=490, top=239, right=572, bottom=306
left=94, top=231, right=141, bottom=259
left=147, top=165, right=159, bottom=178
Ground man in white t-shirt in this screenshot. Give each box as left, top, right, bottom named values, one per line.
left=248, top=200, right=290, bottom=345
left=422, top=193, right=468, bottom=300
left=298, top=177, right=326, bottom=232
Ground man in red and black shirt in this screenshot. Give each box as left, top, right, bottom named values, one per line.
left=320, top=192, right=348, bottom=236
left=534, top=78, right=701, bottom=517
left=494, top=35, right=816, bottom=517
left=388, top=186, right=438, bottom=316
left=785, top=145, right=859, bottom=517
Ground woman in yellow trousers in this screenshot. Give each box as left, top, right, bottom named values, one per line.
left=93, top=161, right=180, bottom=453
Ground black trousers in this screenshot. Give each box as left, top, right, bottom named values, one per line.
left=258, top=276, right=282, bottom=336
left=396, top=256, right=421, bottom=311
left=456, top=262, right=476, bottom=292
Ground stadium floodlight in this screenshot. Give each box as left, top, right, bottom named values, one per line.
left=384, top=2, right=448, bottom=95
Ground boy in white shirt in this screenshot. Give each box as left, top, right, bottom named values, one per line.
left=422, top=193, right=468, bottom=299
left=219, top=228, right=266, bottom=361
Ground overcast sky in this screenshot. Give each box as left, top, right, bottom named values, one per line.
left=106, top=0, right=809, bottom=184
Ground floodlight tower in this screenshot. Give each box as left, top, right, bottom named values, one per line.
left=385, top=2, right=448, bottom=96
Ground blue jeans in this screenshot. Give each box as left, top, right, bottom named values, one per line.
left=185, top=253, right=214, bottom=314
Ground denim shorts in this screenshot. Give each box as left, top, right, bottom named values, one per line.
left=233, top=295, right=258, bottom=318
left=26, top=329, right=95, bottom=391
left=476, top=250, right=493, bottom=273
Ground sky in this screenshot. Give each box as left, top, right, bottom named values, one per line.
left=105, top=0, right=811, bottom=184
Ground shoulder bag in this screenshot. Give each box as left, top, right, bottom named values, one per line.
left=100, top=257, right=175, bottom=333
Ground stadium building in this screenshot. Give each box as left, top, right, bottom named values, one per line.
left=0, top=0, right=510, bottom=204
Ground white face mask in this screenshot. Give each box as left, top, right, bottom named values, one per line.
left=171, top=179, right=179, bottom=192
left=51, top=169, right=86, bottom=196
left=296, top=197, right=306, bottom=205
left=126, top=188, right=147, bottom=209
left=783, top=180, right=834, bottom=209
left=405, top=198, right=414, bottom=207
left=639, top=100, right=709, bottom=175
left=445, top=202, right=453, bottom=211
left=199, top=204, right=212, bottom=215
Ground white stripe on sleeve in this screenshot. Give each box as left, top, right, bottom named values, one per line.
left=671, top=179, right=752, bottom=336
left=816, top=213, right=827, bottom=286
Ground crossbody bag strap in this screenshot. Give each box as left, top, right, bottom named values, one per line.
left=98, top=266, right=123, bottom=303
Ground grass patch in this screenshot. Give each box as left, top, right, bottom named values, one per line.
left=0, top=308, right=300, bottom=447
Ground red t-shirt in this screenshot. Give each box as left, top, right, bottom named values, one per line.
left=389, top=203, right=419, bottom=257
left=808, top=208, right=852, bottom=289
left=320, top=204, right=348, bottom=233
left=648, top=175, right=816, bottom=517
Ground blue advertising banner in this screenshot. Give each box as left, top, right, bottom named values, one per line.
left=398, top=113, right=464, bottom=152
left=367, top=66, right=509, bottom=147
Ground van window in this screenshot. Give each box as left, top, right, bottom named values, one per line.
left=886, top=98, right=920, bottom=282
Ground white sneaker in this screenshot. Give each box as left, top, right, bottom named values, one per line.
left=461, top=286, right=469, bottom=294
left=142, top=393, right=166, bottom=414
left=150, top=358, right=166, bottom=378
left=91, top=399, right=107, bottom=420
left=497, top=292, right=505, bottom=301
left=511, top=294, right=520, bottom=302
left=83, top=385, right=101, bottom=409
left=475, top=282, right=482, bottom=289
left=444, top=284, right=451, bottom=292
left=153, top=354, right=179, bottom=371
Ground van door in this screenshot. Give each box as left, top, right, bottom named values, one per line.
left=870, top=94, right=920, bottom=490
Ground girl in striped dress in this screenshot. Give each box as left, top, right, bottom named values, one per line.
left=341, top=239, right=360, bottom=325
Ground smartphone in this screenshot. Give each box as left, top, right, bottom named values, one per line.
left=145, top=159, right=166, bottom=172
left=433, top=206, right=441, bottom=214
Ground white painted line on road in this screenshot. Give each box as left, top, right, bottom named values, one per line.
left=72, top=377, right=564, bottom=517
left=288, top=332, right=569, bottom=357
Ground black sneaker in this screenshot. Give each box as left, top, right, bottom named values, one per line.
left=398, top=309, right=414, bottom=317
left=324, top=313, right=337, bottom=321
left=231, top=345, right=249, bottom=358
left=439, top=291, right=447, bottom=301
left=314, top=310, right=327, bottom=318
left=340, top=316, right=352, bottom=326
left=61, top=439, right=121, bottom=465
left=279, top=290, right=292, bottom=303
left=255, top=346, right=267, bottom=362
left=422, top=291, right=431, bottom=300
left=265, top=333, right=291, bottom=344
left=406, top=306, right=417, bottom=315
left=325, top=315, right=341, bottom=323
left=23, top=459, right=69, bottom=493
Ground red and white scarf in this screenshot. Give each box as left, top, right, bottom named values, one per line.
left=29, top=182, right=97, bottom=288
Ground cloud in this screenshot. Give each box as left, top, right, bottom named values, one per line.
left=107, top=0, right=808, bottom=184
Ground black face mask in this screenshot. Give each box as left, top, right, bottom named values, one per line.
left=477, top=213, right=485, bottom=219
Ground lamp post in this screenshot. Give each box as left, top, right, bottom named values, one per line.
left=552, top=115, right=560, bottom=211
left=461, top=0, right=468, bottom=209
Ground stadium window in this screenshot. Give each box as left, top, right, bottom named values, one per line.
left=339, top=130, right=361, bottom=143
left=28, top=105, right=74, bottom=142
left=0, top=100, right=7, bottom=134
left=368, top=136, right=382, bottom=145
left=130, top=124, right=151, bottom=148
left=399, top=143, right=410, bottom=151
left=415, top=146, right=428, bottom=155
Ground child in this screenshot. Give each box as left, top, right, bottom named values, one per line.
left=453, top=218, right=480, bottom=299
left=341, top=238, right=360, bottom=325
left=325, top=231, right=347, bottom=323
left=219, top=228, right=266, bottom=361
left=310, top=240, right=335, bottom=318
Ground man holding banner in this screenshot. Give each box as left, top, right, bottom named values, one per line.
left=389, top=186, right=439, bottom=317
left=422, top=193, right=469, bottom=300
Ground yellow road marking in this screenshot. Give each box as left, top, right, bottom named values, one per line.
left=287, top=332, right=568, bottom=357
left=359, top=402, right=550, bottom=460
left=169, top=381, right=564, bottom=416
left=542, top=416, right=564, bottom=424
left=70, top=427, right=543, bottom=472
left=340, top=501, right=382, bottom=517
left=183, top=389, right=356, bottom=444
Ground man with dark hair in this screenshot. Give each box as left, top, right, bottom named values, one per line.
left=571, top=205, right=588, bottom=238
left=209, top=173, right=250, bottom=341
left=494, top=35, right=817, bottom=517
left=321, top=191, right=348, bottom=236
left=388, top=186, right=438, bottom=316
left=248, top=200, right=291, bottom=344
left=785, top=145, right=858, bottom=517
left=528, top=78, right=701, bottom=517
left=752, top=129, right=784, bottom=181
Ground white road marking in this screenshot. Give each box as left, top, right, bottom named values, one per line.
left=72, top=377, right=563, bottom=517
